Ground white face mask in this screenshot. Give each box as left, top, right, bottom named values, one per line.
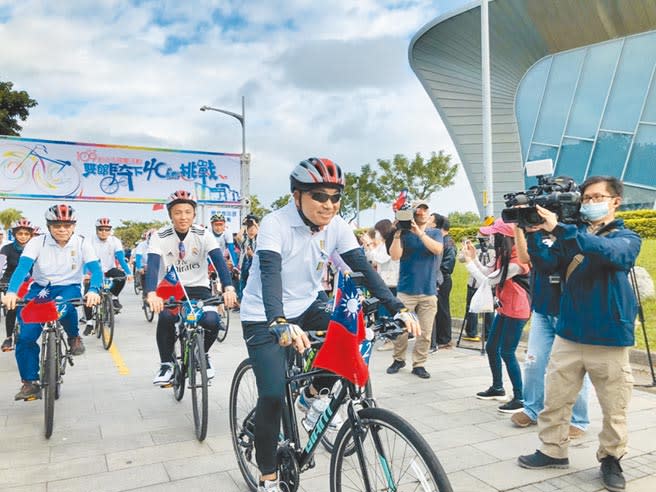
left=580, top=201, right=610, bottom=222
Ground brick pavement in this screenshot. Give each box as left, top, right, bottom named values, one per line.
left=0, top=290, right=654, bottom=491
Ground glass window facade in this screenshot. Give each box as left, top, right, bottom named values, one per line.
left=516, top=30, right=656, bottom=208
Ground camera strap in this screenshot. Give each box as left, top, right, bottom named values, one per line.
left=565, top=226, right=617, bottom=282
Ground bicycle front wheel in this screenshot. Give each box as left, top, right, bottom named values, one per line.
left=102, top=294, right=115, bottom=350
left=43, top=331, right=57, bottom=439
left=321, top=379, right=373, bottom=454
left=229, top=358, right=259, bottom=492
left=216, top=307, right=229, bottom=343
left=330, top=407, right=452, bottom=492
left=189, top=332, right=208, bottom=441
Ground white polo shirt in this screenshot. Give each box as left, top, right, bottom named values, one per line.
left=148, top=224, right=218, bottom=288
left=22, top=233, right=98, bottom=286
left=91, top=234, right=124, bottom=272
left=240, top=202, right=359, bottom=322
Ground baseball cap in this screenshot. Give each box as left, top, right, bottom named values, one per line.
left=479, top=218, right=515, bottom=237
left=411, top=199, right=429, bottom=209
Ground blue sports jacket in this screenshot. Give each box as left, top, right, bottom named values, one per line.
left=551, top=219, right=641, bottom=347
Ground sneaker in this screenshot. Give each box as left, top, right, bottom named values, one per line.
left=569, top=425, right=585, bottom=440
left=386, top=359, right=406, bottom=374
left=411, top=366, right=431, bottom=379
left=1, top=337, right=13, bottom=352
left=463, top=335, right=480, bottom=342
left=112, top=298, right=122, bottom=311
left=517, top=450, right=569, bottom=469
left=429, top=346, right=438, bottom=354
left=498, top=398, right=524, bottom=414
left=377, top=340, right=394, bottom=351
left=600, top=456, right=625, bottom=492
left=511, top=411, right=537, bottom=428
left=153, top=363, right=174, bottom=385
left=68, top=336, right=85, bottom=356
left=476, top=386, right=506, bottom=401
left=438, top=342, right=453, bottom=350
left=295, top=389, right=341, bottom=431
left=83, top=322, right=94, bottom=336
left=205, top=353, right=215, bottom=379
left=258, top=479, right=282, bottom=492
left=14, top=381, right=41, bottom=401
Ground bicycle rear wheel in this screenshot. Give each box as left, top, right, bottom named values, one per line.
left=189, top=331, right=208, bottom=441
left=43, top=331, right=57, bottom=439
left=216, top=306, right=229, bottom=342
left=101, top=294, right=115, bottom=350
left=229, top=358, right=260, bottom=492
left=330, top=407, right=452, bottom=492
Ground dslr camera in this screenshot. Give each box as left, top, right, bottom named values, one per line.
left=242, top=214, right=258, bottom=227
left=395, top=204, right=414, bottom=230
left=501, top=159, right=581, bottom=228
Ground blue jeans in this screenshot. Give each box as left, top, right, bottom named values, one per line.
left=15, top=284, right=81, bottom=382
left=486, top=314, right=527, bottom=399
left=523, top=311, right=590, bottom=429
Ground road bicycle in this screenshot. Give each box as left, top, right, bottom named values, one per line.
left=229, top=299, right=453, bottom=492
left=133, top=270, right=143, bottom=296
left=162, top=295, right=224, bottom=441
left=90, top=276, right=124, bottom=350
left=17, top=297, right=85, bottom=439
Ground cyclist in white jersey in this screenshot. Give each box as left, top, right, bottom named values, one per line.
left=240, top=157, right=420, bottom=492
left=210, top=213, right=238, bottom=265
left=2, top=204, right=102, bottom=400
left=144, top=190, right=237, bottom=384
left=82, top=218, right=132, bottom=333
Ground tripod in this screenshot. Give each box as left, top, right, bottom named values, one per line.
left=630, top=267, right=656, bottom=387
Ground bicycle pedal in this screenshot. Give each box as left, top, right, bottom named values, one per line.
left=24, top=395, right=42, bottom=401
left=160, top=382, right=174, bottom=388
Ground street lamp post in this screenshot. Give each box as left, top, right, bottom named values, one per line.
left=200, top=96, right=250, bottom=223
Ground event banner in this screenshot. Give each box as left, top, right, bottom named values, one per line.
left=0, top=136, right=242, bottom=205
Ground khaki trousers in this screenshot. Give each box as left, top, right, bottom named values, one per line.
left=539, top=336, right=633, bottom=460
left=392, top=293, right=437, bottom=368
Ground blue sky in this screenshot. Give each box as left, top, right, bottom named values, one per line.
left=0, top=0, right=477, bottom=233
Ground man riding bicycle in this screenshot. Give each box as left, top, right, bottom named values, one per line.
left=2, top=204, right=102, bottom=400
left=210, top=213, right=238, bottom=266
left=145, top=190, right=237, bottom=384
left=82, top=217, right=133, bottom=334
left=239, top=157, right=420, bottom=492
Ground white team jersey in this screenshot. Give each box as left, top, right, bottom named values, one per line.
left=240, top=202, right=359, bottom=321
left=134, top=240, right=148, bottom=258
left=91, top=234, right=124, bottom=272
left=22, top=233, right=98, bottom=286
left=147, top=224, right=218, bottom=288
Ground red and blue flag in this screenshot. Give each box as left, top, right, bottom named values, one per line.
left=156, top=265, right=185, bottom=301
left=392, top=188, right=408, bottom=211
left=313, top=273, right=368, bottom=386
left=20, top=285, right=59, bottom=323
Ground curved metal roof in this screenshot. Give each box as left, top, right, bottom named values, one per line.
left=409, top=0, right=656, bottom=215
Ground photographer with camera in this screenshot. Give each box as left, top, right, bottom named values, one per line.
left=386, top=199, right=443, bottom=379
left=237, top=214, right=259, bottom=299
left=518, top=176, right=641, bottom=492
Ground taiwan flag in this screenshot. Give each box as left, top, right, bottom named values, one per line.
left=392, top=188, right=408, bottom=211
left=156, top=265, right=185, bottom=301
left=20, top=285, right=59, bottom=323
left=17, top=278, right=32, bottom=298
left=313, top=273, right=369, bottom=386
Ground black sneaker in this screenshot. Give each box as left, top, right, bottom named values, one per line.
left=600, top=456, right=625, bottom=491
left=83, top=322, right=94, bottom=336
left=476, top=386, right=506, bottom=400
left=68, top=336, right=86, bottom=356
left=386, top=359, right=406, bottom=374
left=498, top=398, right=524, bottom=414
left=14, top=381, right=42, bottom=401
left=517, top=450, right=569, bottom=469
left=1, top=337, right=13, bottom=352
left=411, top=367, right=431, bottom=379
left=112, top=298, right=122, bottom=311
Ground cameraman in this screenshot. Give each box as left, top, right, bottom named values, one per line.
left=237, top=214, right=259, bottom=298
left=386, top=200, right=443, bottom=379
left=518, top=176, right=641, bottom=492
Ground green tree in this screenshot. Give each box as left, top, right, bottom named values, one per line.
left=0, top=208, right=24, bottom=230
left=270, top=193, right=291, bottom=210
left=341, top=164, right=379, bottom=223
left=448, top=211, right=481, bottom=227
left=0, top=80, right=38, bottom=136
left=113, top=220, right=168, bottom=248
left=249, top=194, right=270, bottom=220
left=375, top=151, right=458, bottom=202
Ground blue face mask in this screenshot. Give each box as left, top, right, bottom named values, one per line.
left=580, top=201, right=609, bottom=222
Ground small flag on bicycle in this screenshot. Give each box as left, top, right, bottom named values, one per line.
left=17, top=277, right=32, bottom=298
left=313, top=273, right=368, bottom=386
left=156, top=265, right=185, bottom=301
left=20, top=284, right=59, bottom=323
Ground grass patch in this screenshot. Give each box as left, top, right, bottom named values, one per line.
left=449, top=238, right=655, bottom=349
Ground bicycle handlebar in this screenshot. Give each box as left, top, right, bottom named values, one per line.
left=15, top=297, right=87, bottom=308
left=162, top=295, right=224, bottom=309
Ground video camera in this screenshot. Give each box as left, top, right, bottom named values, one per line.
left=395, top=204, right=414, bottom=230
left=242, top=214, right=259, bottom=227
left=501, top=159, right=581, bottom=228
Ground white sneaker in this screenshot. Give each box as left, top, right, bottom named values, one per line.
left=258, top=479, right=281, bottom=492
left=205, top=354, right=215, bottom=379
left=153, top=363, right=174, bottom=385
left=295, top=389, right=342, bottom=432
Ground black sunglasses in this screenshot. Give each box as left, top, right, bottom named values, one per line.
left=308, top=191, right=342, bottom=204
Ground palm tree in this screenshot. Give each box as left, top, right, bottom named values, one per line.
left=0, top=208, right=24, bottom=230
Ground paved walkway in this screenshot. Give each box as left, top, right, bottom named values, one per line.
left=0, top=290, right=655, bottom=491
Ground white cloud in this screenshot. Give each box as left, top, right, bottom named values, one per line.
left=0, top=0, right=477, bottom=233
